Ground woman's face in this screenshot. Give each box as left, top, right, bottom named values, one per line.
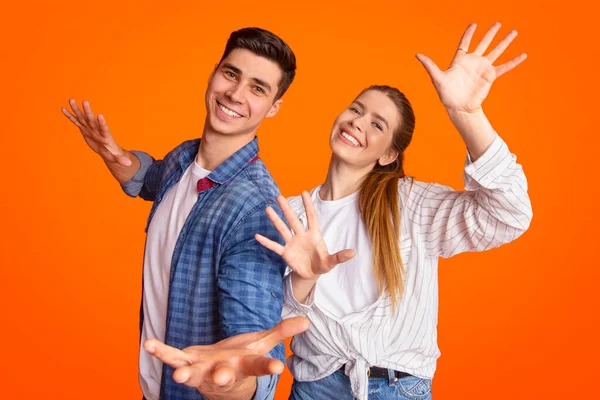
left=330, top=89, right=401, bottom=169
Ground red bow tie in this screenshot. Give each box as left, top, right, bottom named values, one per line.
left=197, top=178, right=215, bottom=193
left=197, top=155, right=260, bottom=193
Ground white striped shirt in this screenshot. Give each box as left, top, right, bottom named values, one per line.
left=282, top=134, right=532, bottom=399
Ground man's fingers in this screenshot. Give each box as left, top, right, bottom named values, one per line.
left=96, top=113, right=132, bottom=166
left=97, top=114, right=112, bottom=138
left=61, top=107, right=84, bottom=128
left=82, top=100, right=99, bottom=130
left=273, top=316, right=310, bottom=339
left=238, top=355, right=284, bottom=377
left=248, top=316, right=310, bottom=354
left=173, top=361, right=214, bottom=388
left=144, top=339, right=193, bottom=368
left=68, top=99, right=89, bottom=127
left=211, top=362, right=237, bottom=386
left=172, top=366, right=192, bottom=384
left=270, top=316, right=310, bottom=341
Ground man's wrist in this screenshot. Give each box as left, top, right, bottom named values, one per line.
left=104, top=149, right=141, bottom=184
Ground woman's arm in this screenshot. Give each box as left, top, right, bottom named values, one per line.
left=406, top=23, right=532, bottom=258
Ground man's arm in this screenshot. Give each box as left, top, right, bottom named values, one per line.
left=62, top=99, right=141, bottom=182
left=62, top=98, right=164, bottom=201
left=144, top=316, right=309, bottom=400
left=142, top=201, right=309, bottom=399
left=216, top=202, right=290, bottom=400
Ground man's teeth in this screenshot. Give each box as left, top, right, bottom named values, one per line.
left=341, top=131, right=360, bottom=147
left=218, top=103, right=242, bottom=118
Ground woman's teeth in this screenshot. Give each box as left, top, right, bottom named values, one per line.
left=341, top=131, right=360, bottom=146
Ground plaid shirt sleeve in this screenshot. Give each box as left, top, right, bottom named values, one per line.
left=120, top=150, right=165, bottom=201
left=217, top=201, right=288, bottom=400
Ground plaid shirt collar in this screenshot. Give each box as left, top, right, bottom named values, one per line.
left=177, top=136, right=260, bottom=185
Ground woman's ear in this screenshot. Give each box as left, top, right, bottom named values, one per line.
left=378, top=149, right=399, bottom=166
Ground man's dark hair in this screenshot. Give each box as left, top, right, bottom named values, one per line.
left=219, top=27, right=296, bottom=100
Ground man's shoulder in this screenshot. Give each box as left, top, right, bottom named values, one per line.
left=227, top=160, right=281, bottom=208
left=215, top=164, right=281, bottom=247
left=164, top=139, right=200, bottom=161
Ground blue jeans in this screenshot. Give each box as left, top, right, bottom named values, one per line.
left=290, top=370, right=432, bottom=400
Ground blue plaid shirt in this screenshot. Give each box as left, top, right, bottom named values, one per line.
left=122, top=137, right=287, bottom=400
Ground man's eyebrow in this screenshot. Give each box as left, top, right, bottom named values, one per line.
left=251, top=77, right=272, bottom=93
left=222, top=63, right=242, bottom=75
left=221, top=63, right=272, bottom=93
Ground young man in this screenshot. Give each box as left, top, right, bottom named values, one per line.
left=62, top=28, right=309, bottom=400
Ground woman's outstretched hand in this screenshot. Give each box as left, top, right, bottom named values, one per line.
left=416, top=22, right=527, bottom=114
left=255, top=191, right=355, bottom=282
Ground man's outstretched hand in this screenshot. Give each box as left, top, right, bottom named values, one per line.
left=144, top=316, right=310, bottom=400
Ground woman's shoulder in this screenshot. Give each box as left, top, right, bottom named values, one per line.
left=397, top=175, right=454, bottom=198
left=286, top=185, right=321, bottom=215
left=397, top=176, right=418, bottom=197
left=286, top=194, right=304, bottom=213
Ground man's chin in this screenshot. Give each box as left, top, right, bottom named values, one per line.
left=207, top=116, right=240, bottom=134
left=204, top=114, right=260, bottom=138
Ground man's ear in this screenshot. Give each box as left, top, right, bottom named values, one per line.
left=266, top=98, right=283, bottom=118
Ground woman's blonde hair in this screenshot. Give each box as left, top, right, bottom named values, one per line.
left=357, top=85, right=415, bottom=311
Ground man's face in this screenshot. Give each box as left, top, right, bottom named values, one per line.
left=205, top=49, right=283, bottom=137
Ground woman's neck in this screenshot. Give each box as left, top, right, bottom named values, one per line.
left=320, top=155, right=374, bottom=201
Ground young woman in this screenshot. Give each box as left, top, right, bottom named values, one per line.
left=255, top=22, right=532, bottom=400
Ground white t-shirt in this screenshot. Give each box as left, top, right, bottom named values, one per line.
left=139, top=159, right=211, bottom=400
left=311, top=187, right=379, bottom=318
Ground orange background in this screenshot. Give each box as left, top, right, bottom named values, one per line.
left=1, top=0, right=598, bottom=399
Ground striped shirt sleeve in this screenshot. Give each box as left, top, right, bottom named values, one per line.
left=404, top=134, right=533, bottom=258
left=282, top=273, right=316, bottom=319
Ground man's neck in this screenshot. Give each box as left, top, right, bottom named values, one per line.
left=195, top=126, right=256, bottom=171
